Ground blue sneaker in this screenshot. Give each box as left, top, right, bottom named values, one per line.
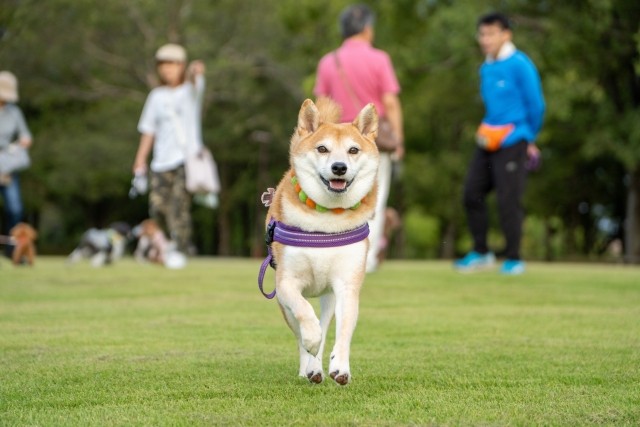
left=500, top=259, right=525, bottom=275
left=454, top=251, right=496, bottom=272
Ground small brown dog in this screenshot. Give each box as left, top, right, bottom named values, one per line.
left=10, top=222, right=38, bottom=266
left=134, top=219, right=170, bottom=265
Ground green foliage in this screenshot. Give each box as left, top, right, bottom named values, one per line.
left=522, top=215, right=566, bottom=260
left=1, top=0, right=639, bottom=259
left=403, top=208, right=440, bottom=257
left=1, top=258, right=639, bottom=425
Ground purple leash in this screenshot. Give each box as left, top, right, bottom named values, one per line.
left=258, top=219, right=369, bottom=299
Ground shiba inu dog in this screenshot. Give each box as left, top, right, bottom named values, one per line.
left=263, top=98, right=380, bottom=385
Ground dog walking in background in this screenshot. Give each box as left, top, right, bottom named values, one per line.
left=259, top=98, right=380, bottom=385
left=133, top=219, right=186, bottom=269
left=67, top=222, right=131, bottom=267
left=133, top=219, right=170, bottom=265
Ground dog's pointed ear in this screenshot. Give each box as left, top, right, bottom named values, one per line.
left=352, top=103, right=378, bottom=141
left=296, top=99, right=320, bottom=137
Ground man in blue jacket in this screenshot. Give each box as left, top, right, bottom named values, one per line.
left=455, top=12, right=545, bottom=275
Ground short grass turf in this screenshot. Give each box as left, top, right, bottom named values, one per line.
left=1, top=257, right=639, bottom=426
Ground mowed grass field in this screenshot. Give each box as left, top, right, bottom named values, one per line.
left=1, top=257, right=639, bottom=426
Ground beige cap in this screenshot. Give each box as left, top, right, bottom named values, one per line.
left=0, top=71, right=18, bottom=103
left=155, top=43, right=187, bottom=63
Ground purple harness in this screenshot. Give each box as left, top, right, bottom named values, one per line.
left=258, top=218, right=369, bottom=299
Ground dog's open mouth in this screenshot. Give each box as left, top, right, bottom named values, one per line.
left=329, top=179, right=348, bottom=191
left=321, top=176, right=352, bottom=193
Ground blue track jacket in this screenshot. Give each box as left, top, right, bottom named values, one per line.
left=479, top=43, right=545, bottom=148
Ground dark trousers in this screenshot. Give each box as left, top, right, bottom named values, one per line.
left=463, top=141, right=528, bottom=260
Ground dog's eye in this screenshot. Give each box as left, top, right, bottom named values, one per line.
left=317, top=145, right=328, bottom=154
left=348, top=147, right=360, bottom=155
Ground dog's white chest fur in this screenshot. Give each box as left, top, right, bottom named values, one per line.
left=279, top=242, right=367, bottom=298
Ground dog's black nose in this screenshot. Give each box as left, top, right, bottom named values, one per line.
left=331, top=162, right=347, bottom=176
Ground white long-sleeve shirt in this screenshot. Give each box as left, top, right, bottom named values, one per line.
left=137, top=75, right=205, bottom=172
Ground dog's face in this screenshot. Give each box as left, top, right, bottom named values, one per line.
left=139, top=219, right=160, bottom=237
left=290, top=99, right=380, bottom=210
left=10, top=223, right=37, bottom=241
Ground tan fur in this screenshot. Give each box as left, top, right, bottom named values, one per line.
left=10, top=222, right=37, bottom=266
left=137, top=219, right=170, bottom=264
left=265, top=98, right=380, bottom=385
left=314, top=96, right=343, bottom=124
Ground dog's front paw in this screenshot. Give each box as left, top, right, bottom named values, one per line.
left=305, top=356, right=324, bottom=384
left=307, top=370, right=324, bottom=384
left=329, top=370, right=350, bottom=386
left=329, top=354, right=351, bottom=386
left=300, top=320, right=322, bottom=356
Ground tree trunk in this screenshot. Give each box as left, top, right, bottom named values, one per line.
left=624, top=168, right=640, bottom=263
left=544, top=218, right=554, bottom=262
left=250, top=132, right=272, bottom=258
left=217, top=206, right=230, bottom=256
left=440, top=221, right=456, bottom=259
left=217, top=165, right=231, bottom=256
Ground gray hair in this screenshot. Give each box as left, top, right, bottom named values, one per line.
left=339, top=4, right=375, bottom=39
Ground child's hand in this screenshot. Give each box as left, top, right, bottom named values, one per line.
left=188, top=60, right=206, bottom=76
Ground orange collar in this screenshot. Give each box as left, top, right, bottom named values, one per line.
left=290, top=171, right=363, bottom=213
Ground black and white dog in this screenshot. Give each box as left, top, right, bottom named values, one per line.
left=67, top=222, right=132, bottom=267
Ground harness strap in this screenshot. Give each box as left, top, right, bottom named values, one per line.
left=257, top=219, right=369, bottom=299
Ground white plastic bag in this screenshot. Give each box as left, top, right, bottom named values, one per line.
left=185, top=147, right=220, bottom=195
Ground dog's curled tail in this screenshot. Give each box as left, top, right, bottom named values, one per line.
left=315, top=96, right=342, bottom=124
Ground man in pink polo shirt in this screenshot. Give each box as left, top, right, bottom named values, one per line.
left=314, top=3, right=404, bottom=273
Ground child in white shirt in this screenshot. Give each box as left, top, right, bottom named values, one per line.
left=132, top=44, right=205, bottom=257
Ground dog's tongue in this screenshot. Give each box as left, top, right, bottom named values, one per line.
left=330, top=179, right=347, bottom=190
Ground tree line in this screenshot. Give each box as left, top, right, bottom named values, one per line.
left=1, top=0, right=639, bottom=262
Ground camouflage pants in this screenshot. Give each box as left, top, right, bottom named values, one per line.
left=149, top=165, right=192, bottom=253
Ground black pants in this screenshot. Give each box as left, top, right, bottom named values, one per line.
left=463, top=141, right=528, bottom=260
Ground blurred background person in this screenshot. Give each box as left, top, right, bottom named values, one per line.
left=132, top=44, right=206, bottom=258
left=0, top=71, right=33, bottom=258
left=454, top=12, right=545, bottom=275
left=314, top=3, right=404, bottom=273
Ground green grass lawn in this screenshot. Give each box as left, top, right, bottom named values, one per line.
left=1, top=257, right=639, bottom=426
